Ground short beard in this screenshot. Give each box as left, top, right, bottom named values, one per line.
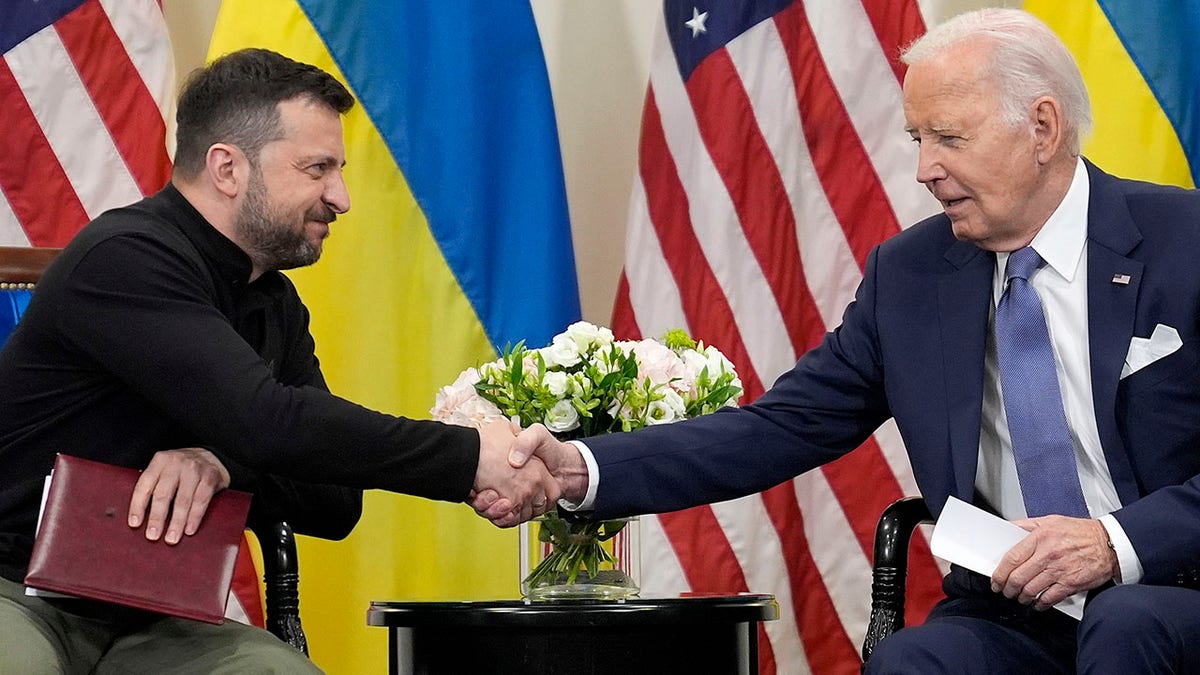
left=235, top=166, right=331, bottom=272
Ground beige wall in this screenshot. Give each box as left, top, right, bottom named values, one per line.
left=162, top=0, right=999, bottom=324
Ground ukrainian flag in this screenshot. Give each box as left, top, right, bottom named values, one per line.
left=1027, top=0, right=1198, bottom=187
left=208, top=2, right=580, bottom=672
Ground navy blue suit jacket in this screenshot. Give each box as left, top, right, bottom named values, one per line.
left=587, top=161, right=1200, bottom=586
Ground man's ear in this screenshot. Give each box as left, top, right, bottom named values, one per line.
left=205, top=143, right=245, bottom=199
left=1031, top=96, right=1065, bottom=164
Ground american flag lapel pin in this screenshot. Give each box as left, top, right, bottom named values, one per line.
left=1112, top=273, right=1132, bottom=285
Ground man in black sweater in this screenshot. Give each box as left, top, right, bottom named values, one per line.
left=0, top=48, right=557, bottom=673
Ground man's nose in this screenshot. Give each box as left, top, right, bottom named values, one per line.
left=914, top=144, right=944, bottom=186
left=325, top=173, right=350, bottom=214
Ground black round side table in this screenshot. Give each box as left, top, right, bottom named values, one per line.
left=367, top=593, right=779, bottom=675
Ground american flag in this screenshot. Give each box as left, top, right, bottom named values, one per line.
left=0, top=0, right=172, bottom=247
left=613, top=2, right=946, bottom=672
left=1, top=0, right=263, bottom=628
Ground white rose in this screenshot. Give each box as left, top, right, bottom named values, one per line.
left=564, top=320, right=614, bottom=352
left=704, top=345, right=736, bottom=378
left=541, top=335, right=582, bottom=368
left=543, top=400, right=580, bottom=433
left=645, top=399, right=677, bottom=425
left=542, top=371, right=571, bottom=397
left=659, top=388, right=686, bottom=417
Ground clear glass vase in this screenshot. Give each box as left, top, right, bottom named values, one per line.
left=519, top=514, right=640, bottom=600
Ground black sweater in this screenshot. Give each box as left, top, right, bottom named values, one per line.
left=0, top=184, right=478, bottom=582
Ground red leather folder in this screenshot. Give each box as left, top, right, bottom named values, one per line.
left=24, top=454, right=252, bottom=624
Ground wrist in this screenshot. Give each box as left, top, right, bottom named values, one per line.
left=560, top=446, right=589, bottom=503
left=558, top=440, right=599, bottom=508
left=1098, top=519, right=1121, bottom=582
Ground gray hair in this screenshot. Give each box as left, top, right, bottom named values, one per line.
left=901, top=8, right=1091, bottom=155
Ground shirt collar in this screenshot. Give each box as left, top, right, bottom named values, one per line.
left=1013, top=157, right=1090, bottom=282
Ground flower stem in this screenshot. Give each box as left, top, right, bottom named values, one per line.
left=523, top=518, right=627, bottom=591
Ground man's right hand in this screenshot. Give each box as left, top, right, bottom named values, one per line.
left=471, top=423, right=590, bottom=525
left=128, top=447, right=230, bottom=545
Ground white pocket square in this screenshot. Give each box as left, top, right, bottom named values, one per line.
left=1121, top=323, right=1182, bottom=379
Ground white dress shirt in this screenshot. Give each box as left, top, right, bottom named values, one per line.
left=568, top=158, right=1142, bottom=584
left=979, top=158, right=1140, bottom=583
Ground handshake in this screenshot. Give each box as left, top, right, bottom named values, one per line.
left=469, top=421, right=589, bottom=528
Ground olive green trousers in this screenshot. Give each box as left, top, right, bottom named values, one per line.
left=0, top=575, right=321, bottom=674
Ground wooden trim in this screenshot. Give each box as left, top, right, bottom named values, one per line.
left=0, top=246, right=62, bottom=284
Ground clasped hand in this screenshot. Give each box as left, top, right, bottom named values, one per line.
left=470, top=422, right=587, bottom=528
left=470, top=420, right=559, bottom=527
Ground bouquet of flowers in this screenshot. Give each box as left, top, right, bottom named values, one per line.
left=432, top=321, right=742, bottom=597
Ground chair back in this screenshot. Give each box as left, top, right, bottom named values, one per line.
left=0, top=246, right=62, bottom=343
left=861, top=496, right=934, bottom=665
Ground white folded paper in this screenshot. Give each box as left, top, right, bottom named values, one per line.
left=929, top=496, right=1084, bottom=619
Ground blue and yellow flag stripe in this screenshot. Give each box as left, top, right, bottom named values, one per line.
left=1028, top=0, right=1197, bottom=187
left=295, top=0, right=579, bottom=350
left=209, top=2, right=579, bottom=672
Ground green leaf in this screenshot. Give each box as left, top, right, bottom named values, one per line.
left=598, top=519, right=627, bottom=542
left=542, top=515, right=572, bottom=541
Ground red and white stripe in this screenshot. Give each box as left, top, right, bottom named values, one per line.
left=2, top=0, right=264, bottom=628
left=0, top=0, right=172, bottom=247
left=615, top=2, right=948, bottom=672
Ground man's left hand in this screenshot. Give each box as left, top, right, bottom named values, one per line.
left=991, top=515, right=1119, bottom=610
left=128, top=447, right=231, bottom=545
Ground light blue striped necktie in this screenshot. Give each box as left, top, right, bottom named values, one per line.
left=994, top=247, right=1090, bottom=518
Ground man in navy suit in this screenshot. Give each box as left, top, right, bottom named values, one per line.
left=480, top=7, right=1200, bottom=674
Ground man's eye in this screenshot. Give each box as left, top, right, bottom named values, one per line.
left=306, top=163, right=328, bottom=176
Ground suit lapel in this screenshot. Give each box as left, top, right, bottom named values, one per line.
left=1084, top=161, right=1144, bottom=505
left=939, top=239, right=994, bottom=502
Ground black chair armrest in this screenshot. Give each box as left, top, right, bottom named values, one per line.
left=861, top=496, right=934, bottom=664
left=249, top=520, right=308, bottom=655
